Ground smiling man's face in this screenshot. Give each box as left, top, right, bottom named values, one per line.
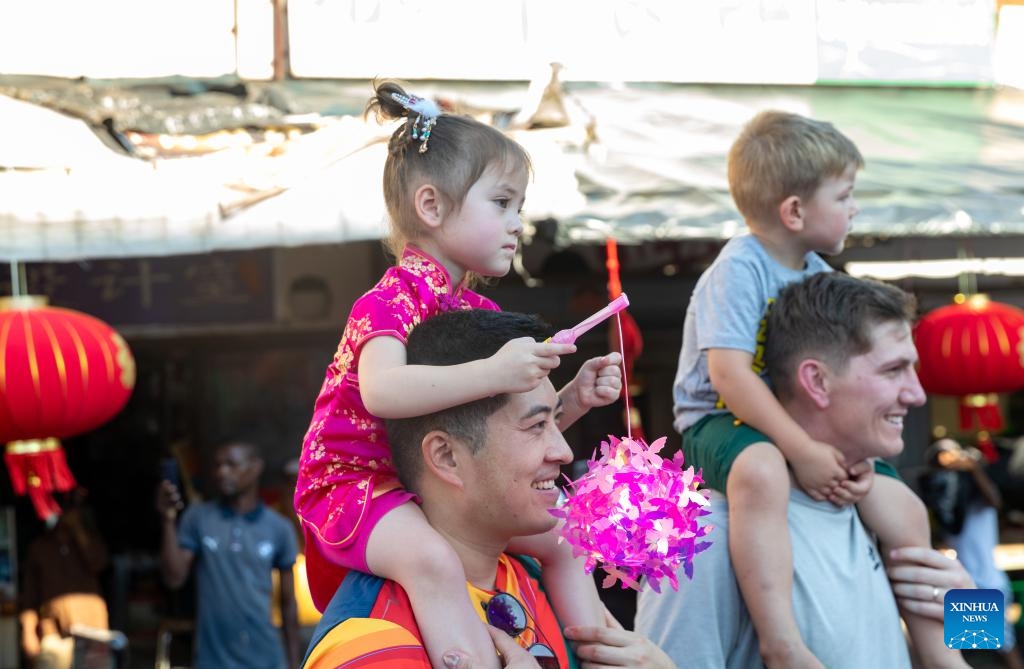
left=461, top=378, right=573, bottom=542
left=819, top=319, right=926, bottom=463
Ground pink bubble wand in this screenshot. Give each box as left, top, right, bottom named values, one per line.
left=549, top=294, right=630, bottom=345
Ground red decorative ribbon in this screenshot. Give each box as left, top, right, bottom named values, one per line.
left=958, top=394, right=1002, bottom=463
left=4, top=438, right=77, bottom=519
left=606, top=238, right=645, bottom=441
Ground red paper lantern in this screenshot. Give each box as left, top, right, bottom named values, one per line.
left=913, top=294, right=1024, bottom=438
left=1, top=295, right=135, bottom=519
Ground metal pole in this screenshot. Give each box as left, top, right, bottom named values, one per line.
left=9, top=261, right=20, bottom=296
left=273, top=0, right=289, bottom=81
left=233, top=0, right=240, bottom=78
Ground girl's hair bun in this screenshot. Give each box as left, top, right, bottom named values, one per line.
left=365, top=79, right=412, bottom=122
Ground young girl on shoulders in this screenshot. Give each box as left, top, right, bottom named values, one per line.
left=295, top=80, right=616, bottom=668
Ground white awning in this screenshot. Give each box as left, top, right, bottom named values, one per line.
left=0, top=92, right=586, bottom=262
left=4, top=79, right=1024, bottom=262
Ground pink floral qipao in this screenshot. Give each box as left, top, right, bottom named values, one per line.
left=295, top=245, right=499, bottom=610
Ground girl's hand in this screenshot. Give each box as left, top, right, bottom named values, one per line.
left=567, top=353, right=623, bottom=410
left=827, top=458, right=874, bottom=507
left=564, top=610, right=676, bottom=668
left=491, top=338, right=576, bottom=394
left=888, top=547, right=974, bottom=621
left=556, top=353, right=623, bottom=431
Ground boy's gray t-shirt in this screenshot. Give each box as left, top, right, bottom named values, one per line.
left=635, top=490, right=912, bottom=669
left=672, top=233, right=831, bottom=433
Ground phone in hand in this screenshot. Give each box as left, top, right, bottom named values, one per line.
left=160, top=456, right=181, bottom=489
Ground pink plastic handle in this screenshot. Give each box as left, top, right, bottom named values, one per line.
left=550, top=293, right=630, bottom=345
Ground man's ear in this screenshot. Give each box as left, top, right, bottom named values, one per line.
left=421, top=429, right=465, bottom=489
left=796, top=358, right=831, bottom=409
left=778, top=195, right=804, bottom=232
left=413, top=183, right=447, bottom=230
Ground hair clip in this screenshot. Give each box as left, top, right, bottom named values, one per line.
left=391, top=92, right=441, bottom=154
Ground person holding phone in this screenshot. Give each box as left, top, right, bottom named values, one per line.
left=157, top=441, right=300, bottom=669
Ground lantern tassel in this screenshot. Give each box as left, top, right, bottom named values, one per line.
left=4, top=438, right=77, bottom=520
left=957, top=394, right=1002, bottom=464
left=958, top=393, right=1004, bottom=433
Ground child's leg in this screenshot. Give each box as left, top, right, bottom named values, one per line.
left=507, top=524, right=604, bottom=628
left=367, top=502, right=499, bottom=669
left=859, top=476, right=968, bottom=669
left=728, top=443, right=823, bottom=669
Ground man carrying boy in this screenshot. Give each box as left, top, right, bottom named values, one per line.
left=301, top=309, right=673, bottom=669
left=642, top=271, right=969, bottom=667
left=670, top=111, right=956, bottom=667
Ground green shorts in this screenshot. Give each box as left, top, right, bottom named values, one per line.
left=682, top=412, right=901, bottom=493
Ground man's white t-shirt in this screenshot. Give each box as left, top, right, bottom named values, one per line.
left=636, top=490, right=912, bottom=669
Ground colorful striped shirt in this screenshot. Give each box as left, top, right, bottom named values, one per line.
left=302, top=554, right=577, bottom=669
